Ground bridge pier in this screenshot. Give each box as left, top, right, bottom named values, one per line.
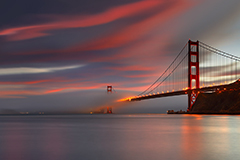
left=187, top=90, right=198, bottom=111
left=107, top=107, right=112, bottom=114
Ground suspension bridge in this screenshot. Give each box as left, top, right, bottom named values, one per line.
left=121, top=40, right=240, bottom=111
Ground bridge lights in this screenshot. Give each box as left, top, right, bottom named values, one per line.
left=167, top=90, right=169, bottom=93
left=162, top=91, right=164, bottom=93
left=157, top=92, right=159, bottom=94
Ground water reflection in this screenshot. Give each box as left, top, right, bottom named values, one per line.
left=42, top=123, right=67, bottom=160
left=181, top=115, right=203, bottom=160
left=0, top=115, right=239, bottom=160
left=180, top=115, right=240, bottom=160
left=1, top=121, right=27, bottom=160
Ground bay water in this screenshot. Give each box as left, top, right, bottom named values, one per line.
left=0, top=114, right=239, bottom=160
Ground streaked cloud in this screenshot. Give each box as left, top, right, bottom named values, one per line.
left=0, top=65, right=84, bottom=75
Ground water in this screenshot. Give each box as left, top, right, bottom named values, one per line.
left=0, top=114, right=239, bottom=160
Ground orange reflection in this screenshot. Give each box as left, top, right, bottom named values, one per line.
left=180, top=115, right=203, bottom=159
left=183, top=114, right=203, bottom=120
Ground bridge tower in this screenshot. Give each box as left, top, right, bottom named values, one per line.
left=107, top=86, right=113, bottom=113
left=188, top=40, right=199, bottom=111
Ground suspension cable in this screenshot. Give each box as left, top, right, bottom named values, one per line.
left=138, top=42, right=188, bottom=96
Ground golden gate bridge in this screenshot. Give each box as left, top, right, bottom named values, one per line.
left=121, top=40, right=240, bottom=111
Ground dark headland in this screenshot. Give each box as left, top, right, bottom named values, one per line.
left=190, top=80, right=240, bottom=114
left=168, top=80, right=240, bottom=114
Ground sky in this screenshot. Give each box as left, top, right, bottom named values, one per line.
left=0, top=0, right=240, bottom=114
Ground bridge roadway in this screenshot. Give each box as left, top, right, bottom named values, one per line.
left=129, top=81, right=239, bottom=101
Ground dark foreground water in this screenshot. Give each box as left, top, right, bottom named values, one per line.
left=0, top=114, right=239, bottom=160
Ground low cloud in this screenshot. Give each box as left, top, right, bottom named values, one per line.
left=0, top=65, right=84, bottom=75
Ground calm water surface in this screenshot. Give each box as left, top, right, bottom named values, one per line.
left=0, top=114, right=239, bottom=160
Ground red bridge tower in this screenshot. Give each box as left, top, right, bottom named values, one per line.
left=107, top=86, right=113, bottom=113
left=188, top=40, right=200, bottom=111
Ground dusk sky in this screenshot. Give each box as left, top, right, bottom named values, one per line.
left=1, top=0, right=240, bottom=113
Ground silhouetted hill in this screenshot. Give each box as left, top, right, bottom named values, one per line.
left=191, top=80, right=240, bottom=114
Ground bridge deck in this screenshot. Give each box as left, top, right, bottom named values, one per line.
left=129, top=82, right=238, bottom=101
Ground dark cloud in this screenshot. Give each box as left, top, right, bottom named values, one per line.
left=0, top=0, right=141, bottom=27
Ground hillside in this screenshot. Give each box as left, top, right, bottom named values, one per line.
left=190, top=80, right=240, bottom=114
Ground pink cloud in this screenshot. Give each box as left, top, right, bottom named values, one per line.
left=109, top=65, right=157, bottom=71
left=0, top=90, right=42, bottom=98
left=0, top=0, right=163, bottom=41
left=0, top=80, right=50, bottom=85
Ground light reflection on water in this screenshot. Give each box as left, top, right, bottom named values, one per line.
left=0, top=114, right=239, bottom=160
